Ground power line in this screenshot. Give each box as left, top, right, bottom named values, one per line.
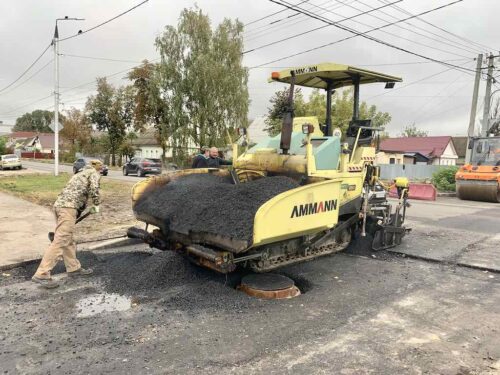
left=328, top=0, right=481, bottom=56
left=0, top=43, right=52, bottom=93
left=245, top=0, right=351, bottom=40
left=59, top=0, right=150, bottom=42
left=247, top=0, right=472, bottom=59
left=378, top=0, right=497, bottom=52
left=0, top=58, right=53, bottom=96
left=262, top=0, right=475, bottom=74
left=0, top=93, right=53, bottom=116
left=365, top=65, right=469, bottom=101
left=364, top=0, right=483, bottom=54
left=243, top=0, right=403, bottom=54
left=60, top=53, right=143, bottom=64
left=409, top=66, right=473, bottom=122
left=60, top=57, right=159, bottom=95
left=244, top=0, right=309, bottom=27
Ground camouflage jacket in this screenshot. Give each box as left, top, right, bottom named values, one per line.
left=54, top=166, right=101, bottom=210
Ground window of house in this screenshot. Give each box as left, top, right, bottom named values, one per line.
left=389, top=157, right=395, bottom=164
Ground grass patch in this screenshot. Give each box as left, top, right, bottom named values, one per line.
left=0, top=173, right=132, bottom=207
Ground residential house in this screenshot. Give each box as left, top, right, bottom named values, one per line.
left=132, top=128, right=199, bottom=159
left=5, top=132, right=59, bottom=158
left=132, top=128, right=164, bottom=159
left=377, top=136, right=458, bottom=166
left=28, top=134, right=57, bottom=154
left=451, top=136, right=468, bottom=165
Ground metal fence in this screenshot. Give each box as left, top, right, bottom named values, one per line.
left=379, top=164, right=450, bottom=180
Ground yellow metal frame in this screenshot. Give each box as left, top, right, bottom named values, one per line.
left=270, top=62, right=402, bottom=89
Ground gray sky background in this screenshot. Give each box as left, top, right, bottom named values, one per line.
left=1, top=0, right=499, bottom=136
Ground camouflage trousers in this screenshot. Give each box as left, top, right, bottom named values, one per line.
left=34, top=207, right=81, bottom=279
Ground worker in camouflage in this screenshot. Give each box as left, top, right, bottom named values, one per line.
left=32, top=159, right=103, bottom=289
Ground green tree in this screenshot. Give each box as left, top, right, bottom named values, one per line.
left=86, top=78, right=134, bottom=166
left=265, top=88, right=307, bottom=136
left=60, top=107, right=92, bottom=150
left=265, top=87, right=391, bottom=136
left=119, top=132, right=138, bottom=162
left=127, top=60, right=171, bottom=163
left=155, top=7, right=248, bottom=163
left=0, top=136, right=7, bottom=154
left=13, top=110, right=64, bottom=132
left=399, top=123, right=428, bottom=137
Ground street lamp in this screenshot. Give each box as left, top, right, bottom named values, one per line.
left=53, top=16, right=84, bottom=176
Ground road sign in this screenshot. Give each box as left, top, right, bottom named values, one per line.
left=49, top=121, right=63, bottom=132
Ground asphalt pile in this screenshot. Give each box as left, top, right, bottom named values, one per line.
left=134, top=174, right=300, bottom=243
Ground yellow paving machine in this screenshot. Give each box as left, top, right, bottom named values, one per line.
left=456, top=136, right=500, bottom=203
left=128, top=62, right=410, bottom=273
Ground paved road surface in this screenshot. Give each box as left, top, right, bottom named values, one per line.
left=1, top=197, right=499, bottom=374
left=21, top=160, right=148, bottom=182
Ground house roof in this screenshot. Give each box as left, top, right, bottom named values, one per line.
left=380, top=136, right=452, bottom=158
left=403, top=152, right=430, bottom=160
left=132, top=128, right=159, bottom=146
left=9, top=131, right=53, bottom=138
left=35, top=134, right=56, bottom=149
left=451, top=136, right=468, bottom=158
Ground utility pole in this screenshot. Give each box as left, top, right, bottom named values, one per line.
left=53, top=24, right=59, bottom=176
left=465, top=54, right=483, bottom=163
left=53, top=17, right=84, bottom=176
left=482, top=53, right=495, bottom=137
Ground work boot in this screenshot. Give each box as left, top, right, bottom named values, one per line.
left=67, top=268, right=93, bottom=277
left=31, top=276, right=59, bottom=289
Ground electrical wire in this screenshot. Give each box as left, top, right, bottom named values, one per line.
left=378, top=0, right=497, bottom=52
left=0, top=43, right=52, bottom=93
left=59, top=0, right=150, bottom=42
left=60, top=53, right=143, bottom=64
left=328, top=0, right=481, bottom=55
left=0, top=58, right=53, bottom=96
left=365, top=65, right=466, bottom=101
left=243, top=0, right=403, bottom=54
left=244, top=0, right=309, bottom=27
left=0, top=93, right=53, bottom=116
left=245, top=0, right=333, bottom=40
left=261, top=0, right=475, bottom=74
left=248, top=1, right=471, bottom=60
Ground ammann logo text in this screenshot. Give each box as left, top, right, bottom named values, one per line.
left=290, top=199, right=338, bottom=218
left=292, top=66, right=318, bottom=75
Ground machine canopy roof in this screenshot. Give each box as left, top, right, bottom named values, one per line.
left=270, top=62, right=402, bottom=89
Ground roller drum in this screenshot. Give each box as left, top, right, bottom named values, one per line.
left=456, top=180, right=500, bottom=203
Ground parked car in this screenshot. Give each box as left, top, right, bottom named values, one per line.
left=123, top=158, right=162, bottom=177
left=0, top=154, right=22, bottom=170
left=73, top=157, right=109, bottom=176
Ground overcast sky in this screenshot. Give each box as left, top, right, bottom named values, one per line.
left=1, top=0, right=499, bottom=136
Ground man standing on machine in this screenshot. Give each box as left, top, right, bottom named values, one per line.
left=31, top=159, right=103, bottom=289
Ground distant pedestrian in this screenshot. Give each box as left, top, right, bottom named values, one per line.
left=207, top=147, right=232, bottom=168
left=191, top=146, right=210, bottom=168
left=32, top=160, right=103, bottom=289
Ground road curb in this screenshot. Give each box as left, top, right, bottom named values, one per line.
left=437, top=191, right=456, bottom=197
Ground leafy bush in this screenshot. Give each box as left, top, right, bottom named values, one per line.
left=432, top=166, right=459, bottom=191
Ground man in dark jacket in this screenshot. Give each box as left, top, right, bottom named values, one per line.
left=207, top=147, right=232, bottom=168
left=191, top=146, right=209, bottom=168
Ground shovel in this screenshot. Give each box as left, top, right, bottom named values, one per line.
left=48, top=210, right=92, bottom=242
